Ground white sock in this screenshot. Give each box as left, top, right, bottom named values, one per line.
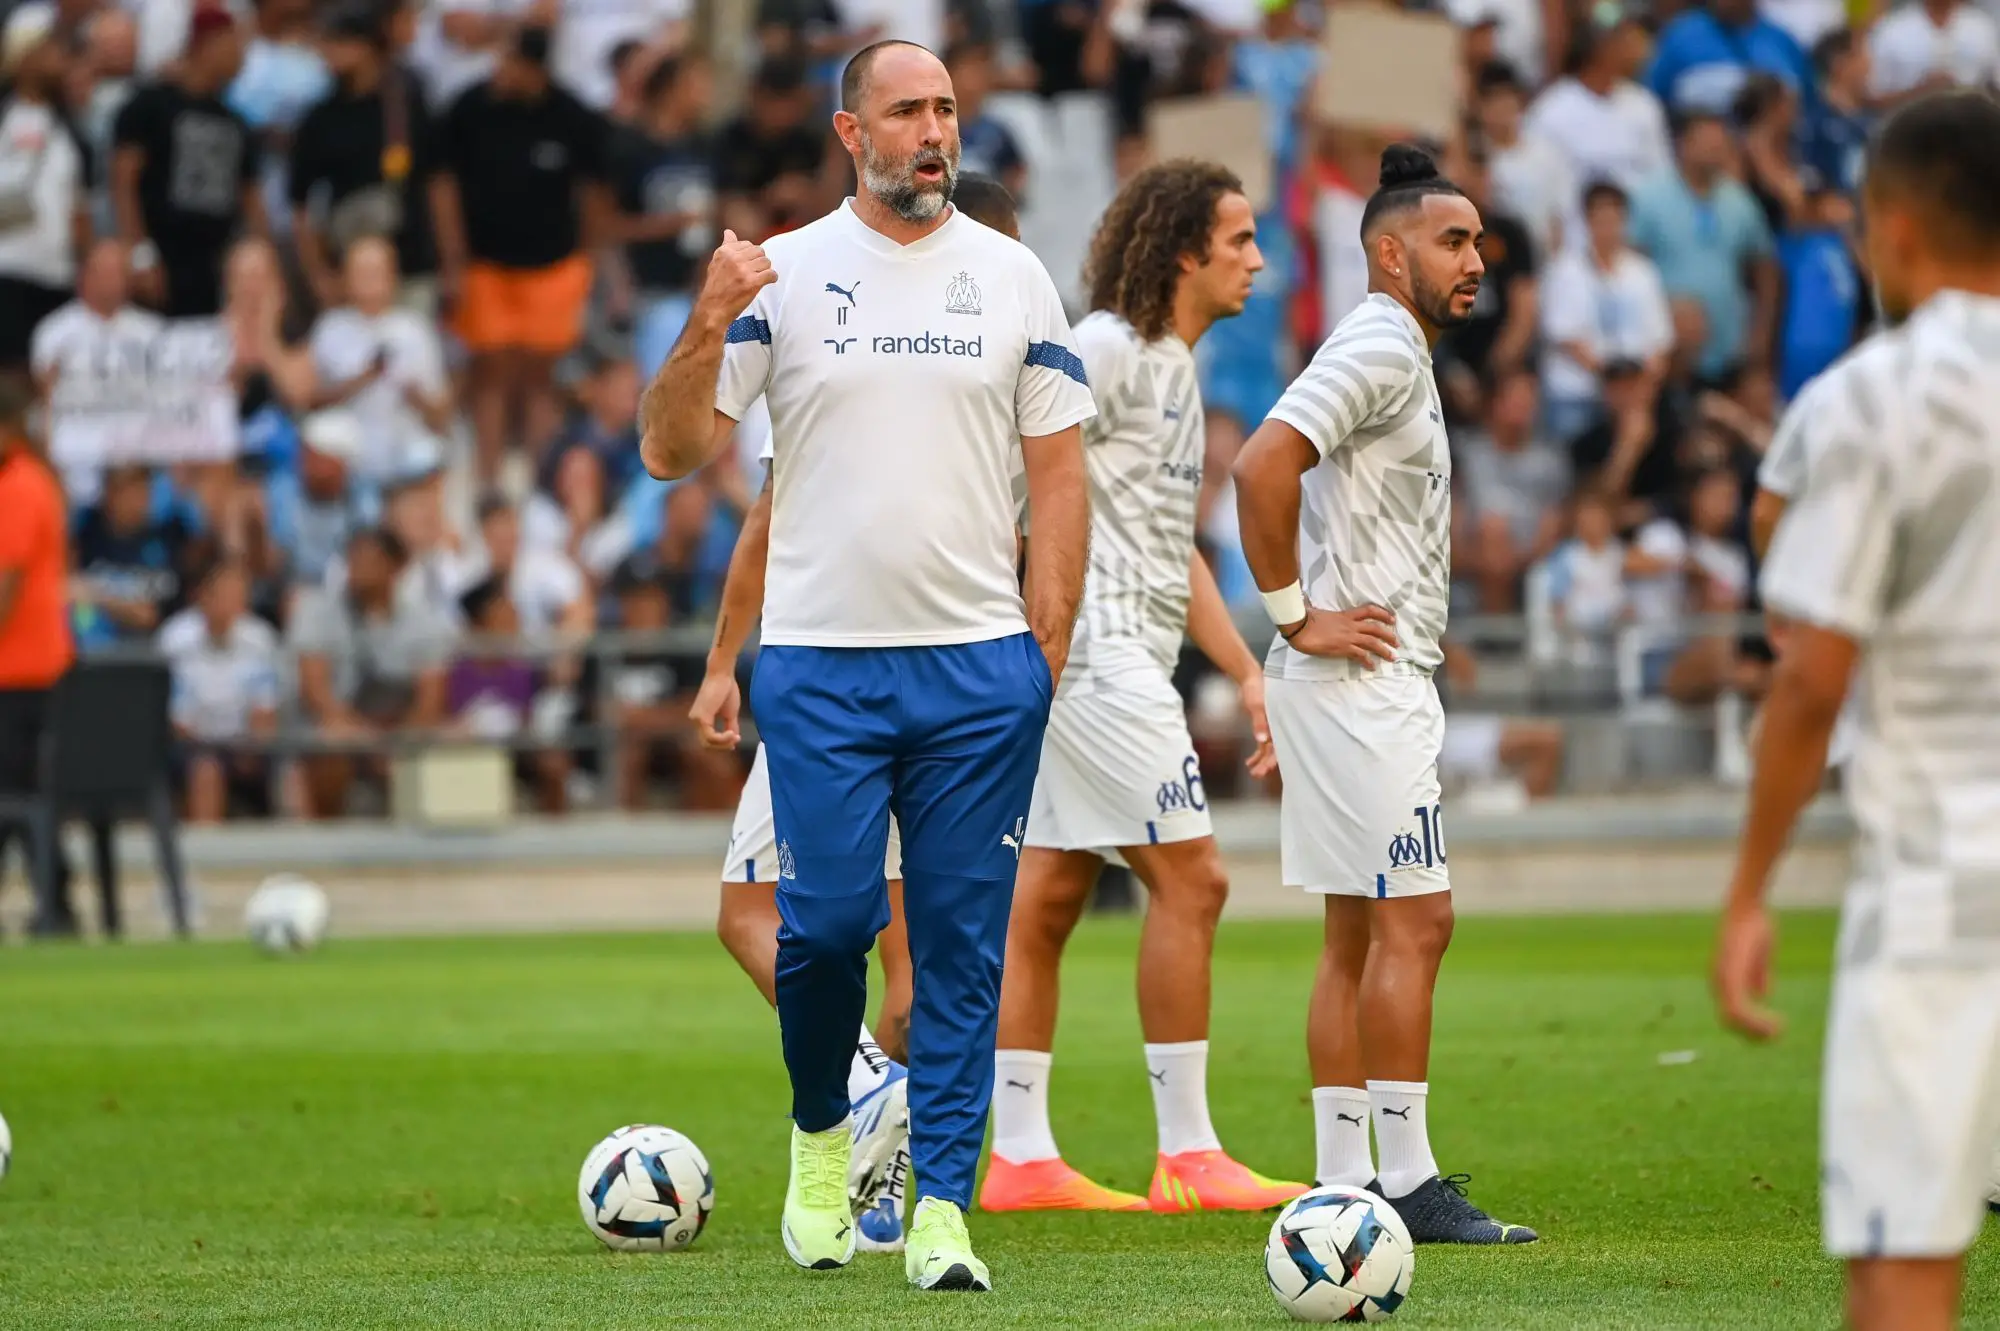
left=1312, top=1086, right=1375, bottom=1187
left=1144, top=1040, right=1223, bottom=1156
left=848, top=1024, right=890, bottom=1106
left=1368, top=1079, right=1438, bottom=1198
left=990, top=1049, right=1059, bottom=1162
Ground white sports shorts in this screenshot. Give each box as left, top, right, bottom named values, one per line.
left=723, top=743, right=902, bottom=884
left=1026, top=670, right=1212, bottom=854
left=1265, top=665, right=1449, bottom=898
left=1821, top=893, right=2000, bottom=1258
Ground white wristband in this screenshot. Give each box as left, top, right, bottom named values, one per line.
left=1261, top=581, right=1307, bottom=627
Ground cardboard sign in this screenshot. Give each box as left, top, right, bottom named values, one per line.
left=1148, top=94, right=1275, bottom=213
left=46, top=317, right=239, bottom=476
left=1315, top=3, right=1462, bottom=141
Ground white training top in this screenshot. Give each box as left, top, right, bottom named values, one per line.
left=1760, top=291, right=2000, bottom=960
left=1062, top=310, right=1202, bottom=696
left=716, top=200, right=1094, bottom=648
left=1264, top=292, right=1452, bottom=677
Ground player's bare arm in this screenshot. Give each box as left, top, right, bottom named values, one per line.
left=1021, top=423, right=1089, bottom=685
left=639, top=230, right=775, bottom=480
left=1231, top=418, right=1398, bottom=666
left=691, top=471, right=773, bottom=750
left=1716, top=621, right=1855, bottom=1042
left=1185, top=548, right=1276, bottom=777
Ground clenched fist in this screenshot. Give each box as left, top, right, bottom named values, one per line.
left=699, top=229, right=778, bottom=323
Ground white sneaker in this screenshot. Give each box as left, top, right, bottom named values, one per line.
left=856, top=1145, right=909, bottom=1253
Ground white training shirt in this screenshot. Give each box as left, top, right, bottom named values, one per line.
left=1265, top=292, right=1452, bottom=676
left=1760, top=291, right=2000, bottom=960
left=1062, top=310, right=1203, bottom=696
left=716, top=201, right=1095, bottom=648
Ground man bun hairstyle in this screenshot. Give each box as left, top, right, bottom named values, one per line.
left=1360, top=143, right=1465, bottom=235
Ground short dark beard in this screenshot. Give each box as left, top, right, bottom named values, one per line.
left=1413, top=268, right=1475, bottom=328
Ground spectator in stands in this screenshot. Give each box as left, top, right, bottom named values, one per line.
left=1775, top=186, right=1863, bottom=401
left=552, top=0, right=686, bottom=114
left=223, top=234, right=316, bottom=471
left=1524, top=3, right=1670, bottom=194
left=377, top=437, right=464, bottom=621
left=1473, top=60, right=1574, bottom=263
left=71, top=463, right=194, bottom=649
left=0, top=378, right=78, bottom=934
left=307, top=236, right=450, bottom=492
left=1625, top=467, right=1750, bottom=703
left=112, top=2, right=264, bottom=318
left=28, top=240, right=158, bottom=507
left=947, top=41, right=1026, bottom=201
left=161, top=554, right=280, bottom=822
left=1569, top=357, right=1685, bottom=513
left=1539, top=180, right=1674, bottom=444
left=1798, top=28, right=1872, bottom=198
left=0, top=18, right=86, bottom=387
left=1439, top=146, right=1539, bottom=417
left=287, top=0, right=442, bottom=316
left=436, top=22, right=609, bottom=483
left=713, top=54, right=827, bottom=240
left=524, top=439, right=632, bottom=578
left=1459, top=369, right=1569, bottom=613
left=290, top=526, right=451, bottom=818
left=547, top=352, right=643, bottom=495
left=606, top=553, right=736, bottom=810
left=1868, top=0, right=2000, bottom=99
left=78, top=8, right=139, bottom=237
left=1437, top=640, right=1567, bottom=802
left=1646, top=0, right=1814, bottom=116
left=448, top=574, right=571, bottom=812
left=453, top=495, right=590, bottom=643
left=227, top=0, right=330, bottom=246
left=607, top=54, right=716, bottom=380
left=269, top=408, right=365, bottom=587
left=1628, top=111, right=1777, bottom=394
left=1732, top=74, right=1807, bottom=233
left=1543, top=486, right=1628, bottom=657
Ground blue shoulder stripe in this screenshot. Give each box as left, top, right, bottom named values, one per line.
left=726, top=315, right=772, bottom=345
left=1024, top=340, right=1087, bottom=386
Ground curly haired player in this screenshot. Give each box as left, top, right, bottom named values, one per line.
left=982, top=160, right=1308, bottom=1215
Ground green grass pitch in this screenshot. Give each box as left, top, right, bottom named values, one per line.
left=4, top=911, right=2000, bottom=1328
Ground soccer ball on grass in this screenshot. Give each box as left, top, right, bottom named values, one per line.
left=0, top=1108, right=10, bottom=1181
left=578, top=1124, right=715, bottom=1251
left=1265, top=1185, right=1415, bottom=1322
left=244, top=874, right=330, bottom=954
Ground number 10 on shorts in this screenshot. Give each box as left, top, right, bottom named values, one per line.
left=1414, top=804, right=1447, bottom=868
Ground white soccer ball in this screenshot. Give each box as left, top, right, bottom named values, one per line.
left=243, top=874, right=330, bottom=954
left=578, top=1124, right=715, bottom=1252
left=1266, top=1185, right=1415, bottom=1322
left=0, top=1109, right=11, bottom=1182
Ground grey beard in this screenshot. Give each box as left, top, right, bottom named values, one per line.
left=861, top=143, right=957, bottom=222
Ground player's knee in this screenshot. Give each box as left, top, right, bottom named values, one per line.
left=1157, top=856, right=1230, bottom=927
left=779, top=896, right=884, bottom=962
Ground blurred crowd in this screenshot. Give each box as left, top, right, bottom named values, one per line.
left=0, top=0, right=1936, bottom=821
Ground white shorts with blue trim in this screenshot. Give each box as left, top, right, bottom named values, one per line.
left=1265, top=666, right=1450, bottom=898
left=1024, top=670, right=1212, bottom=855
left=723, top=743, right=902, bottom=884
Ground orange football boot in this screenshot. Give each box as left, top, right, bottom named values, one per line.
left=978, top=1155, right=1151, bottom=1213
left=1149, top=1150, right=1310, bottom=1213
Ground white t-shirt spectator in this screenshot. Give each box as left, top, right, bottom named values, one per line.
left=29, top=299, right=167, bottom=504
left=1524, top=77, right=1673, bottom=195
left=1489, top=133, right=1576, bottom=262
left=554, top=0, right=689, bottom=111
left=414, top=0, right=534, bottom=110
left=447, top=544, right=587, bottom=637
left=160, top=608, right=282, bottom=741
left=308, top=306, right=448, bottom=487
left=1691, top=531, right=1750, bottom=603
left=1545, top=537, right=1628, bottom=636
left=0, top=100, right=84, bottom=290
left=1868, top=1, right=2000, bottom=96
left=1447, top=0, right=1547, bottom=83
left=1539, top=247, right=1674, bottom=405
left=521, top=490, right=635, bottom=578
